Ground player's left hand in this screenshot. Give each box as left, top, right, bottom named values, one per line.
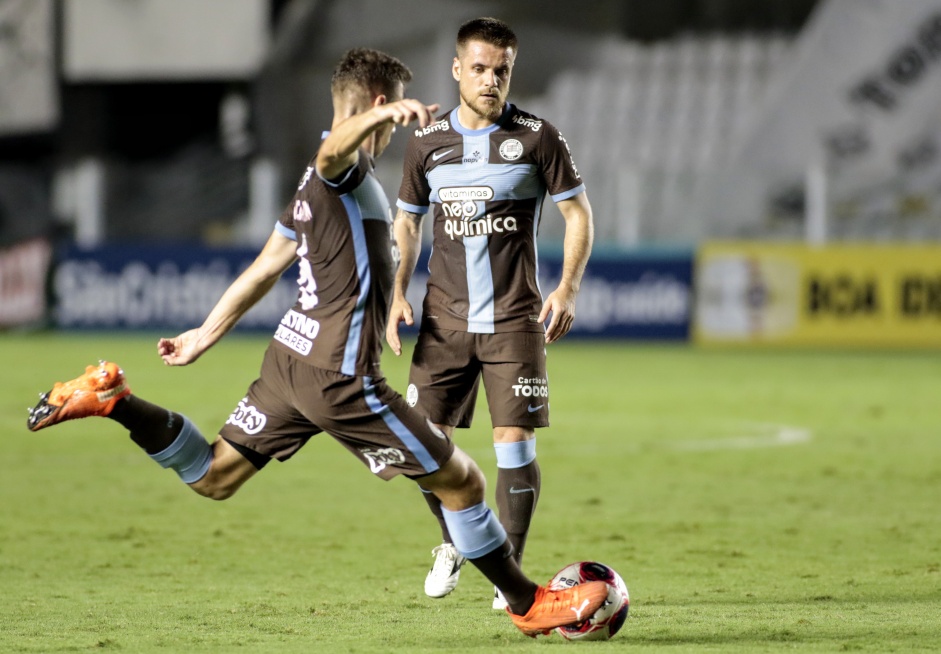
left=386, top=295, right=414, bottom=356
left=538, top=285, right=577, bottom=344
left=157, top=328, right=206, bottom=366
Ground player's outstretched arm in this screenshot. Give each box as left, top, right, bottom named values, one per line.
left=158, top=230, right=297, bottom=366
left=539, top=192, right=594, bottom=344
left=386, top=208, right=424, bottom=356
left=317, top=99, right=440, bottom=180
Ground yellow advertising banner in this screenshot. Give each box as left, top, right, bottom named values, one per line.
left=694, top=243, right=941, bottom=347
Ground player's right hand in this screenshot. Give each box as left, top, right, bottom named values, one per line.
left=381, top=99, right=440, bottom=129
left=157, top=329, right=205, bottom=366
left=386, top=297, right=414, bottom=356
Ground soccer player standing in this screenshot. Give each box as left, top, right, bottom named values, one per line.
left=387, top=18, right=594, bottom=607
left=28, top=48, right=605, bottom=638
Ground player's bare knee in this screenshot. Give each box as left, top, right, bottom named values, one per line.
left=448, top=447, right=486, bottom=498
left=493, top=426, right=534, bottom=443
left=422, top=448, right=485, bottom=504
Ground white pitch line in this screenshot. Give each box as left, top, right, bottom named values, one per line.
left=669, top=424, right=812, bottom=452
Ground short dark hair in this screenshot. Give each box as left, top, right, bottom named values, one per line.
left=456, top=17, right=518, bottom=53
left=331, top=48, right=412, bottom=99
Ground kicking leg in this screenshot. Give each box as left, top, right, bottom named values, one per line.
left=419, top=446, right=607, bottom=637
left=419, top=447, right=535, bottom=612
left=27, top=361, right=258, bottom=499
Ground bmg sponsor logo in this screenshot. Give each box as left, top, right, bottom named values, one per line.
left=226, top=398, right=267, bottom=435
left=415, top=119, right=450, bottom=137
left=511, top=115, right=543, bottom=131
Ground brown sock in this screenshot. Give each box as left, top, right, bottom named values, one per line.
left=109, top=396, right=183, bottom=455
left=466, top=539, right=538, bottom=615
left=496, top=460, right=541, bottom=565
left=420, top=486, right=454, bottom=543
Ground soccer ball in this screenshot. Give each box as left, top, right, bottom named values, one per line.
left=548, top=561, right=629, bottom=641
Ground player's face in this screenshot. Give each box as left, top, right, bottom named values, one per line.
left=453, top=40, right=515, bottom=124
left=373, top=82, right=405, bottom=158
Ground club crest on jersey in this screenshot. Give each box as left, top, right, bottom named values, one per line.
left=499, top=139, right=524, bottom=161
left=406, top=383, right=419, bottom=407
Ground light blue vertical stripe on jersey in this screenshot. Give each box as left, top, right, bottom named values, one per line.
left=362, top=376, right=439, bottom=474
left=463, top=133, right=496, bottom=333
left=351, top=174, right=393, bottom=222
left=340, top=194, right=371, bottom=376
left=533, top=193, right=543, bottom=297
left=465, top=232, right=495, bottom=333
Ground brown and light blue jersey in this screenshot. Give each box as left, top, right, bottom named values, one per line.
left=397, top=104, right=584, bottom=334
left=274, top=150, right=395, bottom=376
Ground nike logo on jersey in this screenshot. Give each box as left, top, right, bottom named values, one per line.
left=508, top=487, right=535, bottom=495
left=527, top=404, right=544, bottom=413
left=432, top=149, right=454, bottom=161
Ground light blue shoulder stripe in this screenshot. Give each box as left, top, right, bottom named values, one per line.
left=318, top=163, right=357, bottom=188
left=396, top=199, right=429, bottom=215
left=551, top=183, right=586, bottom=203
left=275, top=221, right=297, bottom=241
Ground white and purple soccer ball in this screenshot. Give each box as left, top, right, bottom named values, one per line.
left=548, top=561, right=630, bottom=641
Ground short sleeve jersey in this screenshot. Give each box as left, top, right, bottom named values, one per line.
left=273, top=151, right=395, bottom=376
left=397, top=103, right=584, bottom=334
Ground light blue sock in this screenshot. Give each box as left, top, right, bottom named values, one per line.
left=494, top=439, right=536, bottom=469
left=149, top=417, right=212, bottom=483
left=441, top=501, right=507, bottom=559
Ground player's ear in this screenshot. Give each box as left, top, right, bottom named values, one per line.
left=373, top=94, right=387, bottom=108
left=452, top=57, right=461, bottom=81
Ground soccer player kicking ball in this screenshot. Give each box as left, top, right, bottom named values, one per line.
left=26, top=48, right=605, bottom=638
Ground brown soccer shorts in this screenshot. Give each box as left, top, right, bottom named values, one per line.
left=406, top=329, right=550, bottom=429
left=220, top=346, right=454, bottom=480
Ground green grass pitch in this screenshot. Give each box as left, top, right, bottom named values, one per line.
left=2, top=333, right=939, bottom=652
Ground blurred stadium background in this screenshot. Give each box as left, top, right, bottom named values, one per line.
left=2, top=0, right=940, bottom=347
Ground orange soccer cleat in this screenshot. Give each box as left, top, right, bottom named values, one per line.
left=508, top=581, right=609, bottom=638
left=27, top=361, right=131, bottom=432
